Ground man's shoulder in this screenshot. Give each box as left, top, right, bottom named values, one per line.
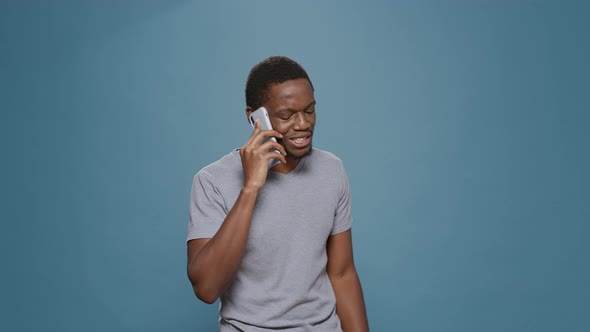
left=194, top=149, right=242, bottom=183
left=308, top=147, right=345, bottom=169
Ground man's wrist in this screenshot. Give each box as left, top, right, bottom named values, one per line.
left=241, top=185, right=261, bottom=196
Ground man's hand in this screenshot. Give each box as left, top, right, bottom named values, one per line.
left=239, top=120, right=287, bottom=191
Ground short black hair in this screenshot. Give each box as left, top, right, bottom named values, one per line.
left=245, top=56, right=314, bottom=109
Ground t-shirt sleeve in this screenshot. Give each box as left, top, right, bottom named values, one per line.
left=331, top=160, right=353, bottom=235
left=187, top=171, right=227, bottom=242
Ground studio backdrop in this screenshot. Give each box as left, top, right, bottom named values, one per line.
left=1, top=1, right=588, bottom=331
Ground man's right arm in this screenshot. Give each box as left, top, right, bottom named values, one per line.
left=186, top=122, right=286, bottom=304
left=187, top=186, right=260, bottom=304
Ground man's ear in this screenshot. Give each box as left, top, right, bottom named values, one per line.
left=245, top=106, right=254, bottom=124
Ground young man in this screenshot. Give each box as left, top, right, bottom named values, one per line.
left=187, top=56, right=369, bottom=331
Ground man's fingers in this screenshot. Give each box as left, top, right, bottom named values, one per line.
left=245, top=119, right=261, bottom=146
left=263, top=148, right=287, bottom=164
left=259, top=140, right=287, bottom=157
left=271, top=153, right=287, bottom=165
left=250, top=129, right=283, bottom=147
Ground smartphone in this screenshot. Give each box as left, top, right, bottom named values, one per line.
left=249, top=107, right=281, bottom=167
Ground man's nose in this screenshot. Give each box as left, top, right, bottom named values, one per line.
left=293, top=112, right=310, bottom=130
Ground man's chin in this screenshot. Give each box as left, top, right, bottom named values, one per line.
left=287, top=145, right=313, bottom=159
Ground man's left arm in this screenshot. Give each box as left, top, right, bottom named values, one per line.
left=327, top=229, right=369, bottom=332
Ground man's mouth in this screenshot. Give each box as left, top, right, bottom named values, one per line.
left=288, top=135, right=312, bottom=148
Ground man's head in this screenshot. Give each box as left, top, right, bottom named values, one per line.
left=245, top=56, right=314, bottom=110
left=245, top=56, right=316, bottom=159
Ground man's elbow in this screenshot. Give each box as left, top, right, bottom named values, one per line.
left=188, top=263, right=219, bottom=304
left=328, top=265, right=358, bottom=282
left=192, top=283, right=219, bottom=304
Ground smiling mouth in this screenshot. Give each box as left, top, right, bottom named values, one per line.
left=289, top=135, right=312, bottom=148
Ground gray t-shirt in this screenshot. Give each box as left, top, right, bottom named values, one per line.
left=187, top=148, right=352, bottom=331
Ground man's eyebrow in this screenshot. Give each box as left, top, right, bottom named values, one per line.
left=276, top=100, right=316, bottom=113
left=304, top=100, right=317, bottom=110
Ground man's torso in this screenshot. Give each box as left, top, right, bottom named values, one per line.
left=188, top=148, right=351, bottom=331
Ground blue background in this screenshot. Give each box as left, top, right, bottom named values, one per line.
left=1, top=1, right=588, bottom=331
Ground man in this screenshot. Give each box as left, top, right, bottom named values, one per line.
left=187, top=56, right=369, bottom=331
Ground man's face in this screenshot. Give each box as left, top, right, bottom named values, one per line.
left=263, top=78, right=316, bottom=159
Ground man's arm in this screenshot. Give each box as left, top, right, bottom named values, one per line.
left=187, top=186, right=259, bottom=304
left=186, top=123, right=286, bottom=304
left=327, top=229, right=369, bottom=332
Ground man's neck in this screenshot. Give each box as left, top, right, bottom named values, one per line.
left=270, top=156, right=300, bottom=174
